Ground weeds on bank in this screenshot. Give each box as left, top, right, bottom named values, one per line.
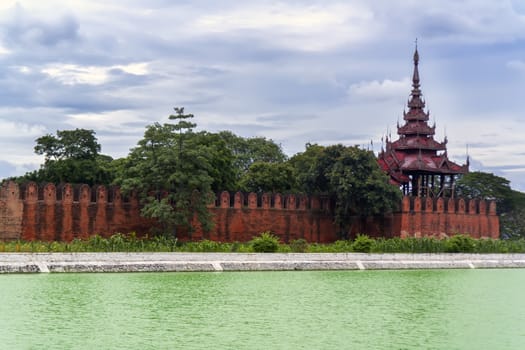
left=0, top=233, right=523, bottom=254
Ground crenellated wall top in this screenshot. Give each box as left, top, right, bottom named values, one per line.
left=4, top=181, right=498, bottom=216
left=401, top=196, right=497, bottom=215
left=0, top=181, right=20, bottom=201
left=16, top=182, right=135, bottom=204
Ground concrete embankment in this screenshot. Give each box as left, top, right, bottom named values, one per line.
left=1, top=252, right=525, bottom=273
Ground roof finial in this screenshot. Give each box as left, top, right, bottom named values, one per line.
left=412, top=39, right=420, bottom=85
left=466, top=144, right=470, bottom=167
left=414, top=38, right=419, bottom=63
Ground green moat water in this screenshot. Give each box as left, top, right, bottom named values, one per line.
left=0, top=269, right=523, bottom=349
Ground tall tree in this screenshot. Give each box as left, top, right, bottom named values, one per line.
left=34, top=129, right=101, bottom=161
left=190, top=131, right=237, bottom=192
left=117, top=108, right=231, bottom=236
left=16, top=128, right=113, bottom=185
left=290, top=144, right=401, bottom=238
left=456, top=171, right=525, bottom=238
left=217, top=131, right=287, bottom=183
left=289, top=143, right=332, bottom=194
left=455, top=171, right=514, bottom=214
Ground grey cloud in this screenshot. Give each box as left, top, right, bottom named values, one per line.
left=0, top=68, right=152, bottom=114
left=468, top=142, right=499, bottom=149
left=296, top=130, right=372, bottom=144
left=30, top=82, right=140, bottom=113
left=4, top=4, right=80, bottom=48
left=464, top=158, right=525, bottom=191
left=0, top=160, right=30, bottom=178
left=255, top=114, right=318, bottom=124
left=105, top=70, right=156, bottom=88
left=205, top=122, right=279, bottom=134
left=47, top=95, right=138, bottom=114
left=415, top=14, right=465, bottom=39
left=154, top=36, right=301, bottom=67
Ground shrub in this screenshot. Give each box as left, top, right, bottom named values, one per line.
left=331, top=240, right=353, bottom=252
left=2, top=234, right=524, bottom=253
left=290, top=238, right=309, bottom=253
left=230, top=241, right=241, bottom=252
left=504, top=238, right=525, bottom=253
left=352, top=234, right=374, bottom=253
left=445, top=234, right=476, bottom=253
left=477, top=238, right=507, bottom=253
left=108, top=233, right=126, bottom=251
left=150, top=235, right=177, bottom=252
left=250, top=231, right=280, bottom=253
left=88, top=234, right=108, bottom=251
left=277, top=244, right=292, bottom=253
left=372, top=237, right=398, bottom=253
left=186, top=239, right=229, bottom=252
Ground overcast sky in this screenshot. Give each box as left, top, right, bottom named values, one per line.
left=1, top=0, right=525, bottom=189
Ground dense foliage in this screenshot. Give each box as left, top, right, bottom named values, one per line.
left=239, top=161, right=296, bottom=193
left=290, top=143, right=402, bottom=238
left=14, top=129, right=114, bottom=185
left=217, top=130, right=288, bottom=177
left=456, top=171, right=525, bottom=238
left=2, top=233, right=524, bottom=254
left=250, top=231, right=280, bottom=252
left=116, top=108, right=219, bottom=236
left=456, top=171, right=515, bottom=213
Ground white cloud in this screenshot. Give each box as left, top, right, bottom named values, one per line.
left=65, top=110, right=146, bottom=131
left=502, top=168, right=525, bottom=173
left=446, top=118, right=525, bottom=170
left=117, top=62, right=148, bottom=75
left=0, top=119, right=47, bottom=168
left=42, top=64, right=110, bottom=85
left=41, top=62, right=149, bottom=85
left=0, top=120, right=46, bottom=139
left=0, top=43, right=10, bottom=55
left=191, top=3, right=377, bottom=51
left=349, top=77, right=410, bottom=100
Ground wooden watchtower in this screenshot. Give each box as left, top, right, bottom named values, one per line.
left=377, top=45, right=468, bottom=197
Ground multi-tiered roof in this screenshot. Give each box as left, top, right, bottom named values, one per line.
left=377, top=46, right=468, bottom=196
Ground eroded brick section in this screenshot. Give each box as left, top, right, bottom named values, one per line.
left=0, top=182, right=23, bottom=240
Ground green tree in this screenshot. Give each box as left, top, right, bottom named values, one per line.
left=239, top=161, right=297, bottom=193
left=217, top=131, right=287, bottom=184
left=15, top=128, right=114, bottom=185
left=327, top=145, right=401, bottom=237
left=290, top=144, right=401, bottom=238
left=289, top=143, right=331, bottom=194
left=500, top=206, right=525, bottom=239
left=190, top=131, right=237, bottom=192
left=456, top=171, right=525, bottom=238
left=34, top=128, right=101, bottom=161
left=456, top=171, right=514, bottom=214
left=117, top=108, right=230, bottom=236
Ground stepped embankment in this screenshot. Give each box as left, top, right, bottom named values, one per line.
left=0, top=252, right=524, bottom=273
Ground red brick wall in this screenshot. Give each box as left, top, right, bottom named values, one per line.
left=0, top=182, right=500, bottom=242
left=191, top=192, right=338, bottom=243
left=398, top=197, right=499, bottom=239
left=20, top=182, right=152, bottom=241
left=0, top=181, right=23, bottom=240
